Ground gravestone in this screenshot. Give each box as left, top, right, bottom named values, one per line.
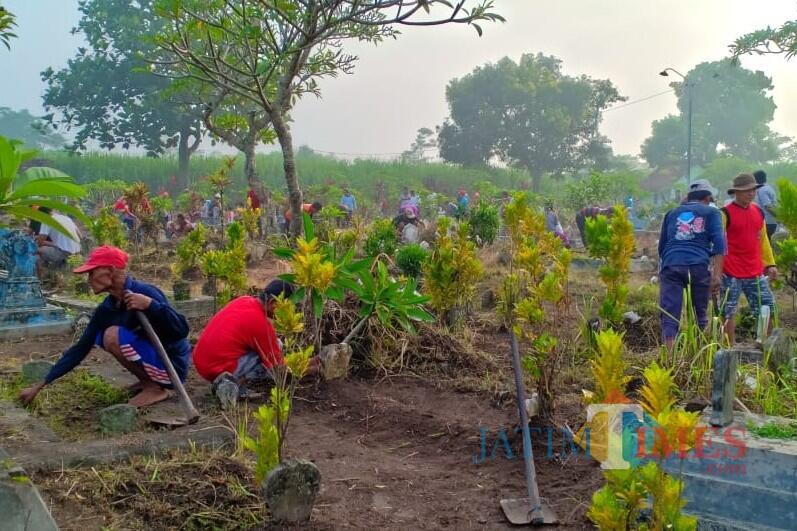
left=262, top=459, right=321, bottom=523
left=710, top=350, right=737, bottom=427
left=0, top=230, right=71, bottom=338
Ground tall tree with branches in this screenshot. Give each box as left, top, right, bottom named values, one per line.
left=154, top=0, right=503, bottom=234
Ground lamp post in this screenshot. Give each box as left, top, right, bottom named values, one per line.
left=660, top=67, right=693, bottom=186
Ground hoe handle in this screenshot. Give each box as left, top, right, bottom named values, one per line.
left=509, top=330, right=544, bottom=525
left=136, top=311, right=200, bottom=424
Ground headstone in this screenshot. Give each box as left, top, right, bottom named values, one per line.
left=213, top=377, right=240, bottom=411
left=319, top=343, right=352, bottom=380
left=481, top=289, right=496, bottom=310
left=710, top=350, right=737, bottom=427
left=99, top=404, right=138, bottom=434
left=20, top=361, right=53, bottom=384
left=262, top=458, right=321, bottom=524
left=0, top=229, right=71, bottom=338
left=0, top=449, right=58, bottom=531
left=763, top=328, right=796, bottom=371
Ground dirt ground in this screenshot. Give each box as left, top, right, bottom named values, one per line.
left=3, top=329, right=602, bottom=530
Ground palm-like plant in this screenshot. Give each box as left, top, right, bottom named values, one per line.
left=0, top=135, right=88, bottom=236
left=0, top=6, right=16, bottom=51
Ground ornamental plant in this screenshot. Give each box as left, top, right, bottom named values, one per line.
left=89, top=207, right=127, bottom=248
left=242, top=295, right=313, bottom=481
left=236, top=196, right=262, bottom=240
left=171, top=222, right=207, bottom=278
left=423, top=217, right=483, bottom=325
left=396, top=243, right=428, bottom=279
left=200, top=222, right=247, bottom=305
left=497, top=192, right=571, bottom=419
left=364, top=218, right=399, bottom=257
left=775, top=179, right=797, bottom=291
left=585, top=206, right=635, bottom=323
left=585, top=338, right=699, bottom=531
left=468, top=201, right=500, bottom=246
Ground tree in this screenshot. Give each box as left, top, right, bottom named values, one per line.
left=437, top=53, right=624, bottom=191
left=0, top=108, right=67, bottom=149
left=41, top=0, right=203, bottom=187
left=0, top=4, right=16, bottom=50
left=154, top=0, right=503, bottom=235
left=401, top=127, right=437, bottom=162
left=731, top=18, right=797, bottom=60
left=0, top=136, right=88, bottom=237
left=641, top=60, right=786, bottom=168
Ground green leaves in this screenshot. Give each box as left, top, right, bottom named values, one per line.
left=0, top=6, right=17, bottom=50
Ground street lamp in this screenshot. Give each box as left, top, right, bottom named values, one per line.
left=660, top=67, right=693, bottom=186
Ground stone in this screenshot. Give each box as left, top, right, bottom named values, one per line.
left=319, top=343, right=352, bottom=381
left=710, top=350, right=737, bottom=427
left=262, top=458, right=321, bottom=524
left=763, top=328, right=796, bottom=371
left=99, top=404, right=138, bottom=434
left=623, top=311, right=641, bottom=324
left=213, top=377, right=241, bottom=411
left=21, top=361, right=53, bottom=384
left=480, top=289, right=496, bottom=310
left=0, top=449, right=58, bottom=531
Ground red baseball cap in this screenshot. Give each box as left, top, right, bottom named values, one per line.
left=73, top=246, right=129, bottom=274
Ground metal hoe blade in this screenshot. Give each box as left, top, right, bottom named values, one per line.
left=499, top=330, right=559, bottom=526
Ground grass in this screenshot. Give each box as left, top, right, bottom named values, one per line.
left=0, top=370, right=130, bottom=439
left=33, top=447, right=262, bottom=530
left=747, top=421, right=797, bottom=440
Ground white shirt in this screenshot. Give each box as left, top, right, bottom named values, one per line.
left=40, top=213, right=81, bottom=254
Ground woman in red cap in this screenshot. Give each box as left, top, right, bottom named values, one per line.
left=19, top=246, right=192, bottom=407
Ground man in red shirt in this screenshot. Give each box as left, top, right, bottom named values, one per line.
left=193, top=280, right=319, bottom=406
left=720, top=173, right=778, bottom=344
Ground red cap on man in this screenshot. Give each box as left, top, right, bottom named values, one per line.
left=73, top=246, right=129, bottom=274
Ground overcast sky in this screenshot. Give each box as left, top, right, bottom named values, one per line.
left=2, top=0, right=796, bottom=159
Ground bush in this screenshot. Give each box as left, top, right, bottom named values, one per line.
left=396, top=244, right=428, bottom=278
left=468, top=202, right=500, bottom=246
left=364, top=218, right=398, bottom=257
left=89, top=208, right=127, bottom=248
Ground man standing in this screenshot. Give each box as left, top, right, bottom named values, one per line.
left=575, top=206, right=613, bottom=249
left=192, top=280, right=320, bottom=404
left=19, top=246, right=192, bottom=407
left=339, top=188, right=356, bottom=223
left=657, top=181, right=726, bottom=351
left=35, top=207, right=81, bottom=273
left=753, top=169, right=778, bottom=239
left=720, top=173, right=778, bottom=345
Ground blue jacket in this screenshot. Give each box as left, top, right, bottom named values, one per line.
left=658, top=202, right=726, bottom=270
left=45, top=277, right=192, bottom=384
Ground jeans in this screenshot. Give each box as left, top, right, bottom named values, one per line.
left=720, top=275, right=775, bottom=319
left=659, top=265, right=711, bottom=340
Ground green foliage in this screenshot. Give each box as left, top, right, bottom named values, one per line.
left=149, top=195, right=173, bottom=216
left=747, top=421, right=797, bottom=440
left=0, top=136, right=88, bottom=236
left=588, top=329, right=630, bottom=404
left=172, top=223, right=207, bottom=277
left=364, top=218, right=399, bottom=257
left=200, top=222, right=247, bottom=305
left=776, top=179, right=797, bottom=291
left=564, top=171, right=648, bottom=211
left=0, top=107, right=66, bottom=149
left=423, top=218, right=483, bottom=321
left=396, top=244, right=428, bottom=279
left=731, top=19, right=797, bottom=61
left=587, top=206, right=635, bottom=323
left=438, top=53, right=624, bottom=190
left=468, top=202, right=500, bottom=246
left=242, top=403, right=281, bottom=483
left=89, top=207, right=127, bottom=248
left=0, top=5, right=16, bottom=50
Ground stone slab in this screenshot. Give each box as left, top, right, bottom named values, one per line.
left=0, top=448, right=59, bottom=531
left=0, top=400, right=60, bottom=445
left=710, top=349, right=737, bottom=427
left=0, top=319, right=72, bottom=340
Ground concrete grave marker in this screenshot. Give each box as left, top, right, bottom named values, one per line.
left=710, top=350, right=737, bottom=428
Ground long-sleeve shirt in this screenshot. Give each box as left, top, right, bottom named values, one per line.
left=45, top=277, right=191, bottom=384
left=192, top=296, right=282, bottom=382
left=658, top=202, right=726, bottom=269
left=339, top=194, right=356, bottom=213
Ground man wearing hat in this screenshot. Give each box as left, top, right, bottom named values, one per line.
left=720, top=173, right=777, bottom=344
left=192, top=279, right=320, bottom=405
left=19, top=246, right=192, bottom=407
left=658, top=180, right=726, bottom=351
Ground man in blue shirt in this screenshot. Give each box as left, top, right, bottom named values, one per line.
left=658, top=180, right=726, bottom=351
left=19, top=246, right=192, bottom=408
left=339, top=188, right=356, bottom=224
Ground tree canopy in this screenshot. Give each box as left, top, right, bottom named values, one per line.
left=0, top=4, right=15, bottom=50
left=41, top=0, right=203, bottom=185
left=641, top=59, right=786, bottom=168
left=731, top=18, right=797, bottom=60
left=154, top=0, right=503, bottom=234
left=437, top=53, right=624, bottom=190
left=0, top=107, right=67, bottom=150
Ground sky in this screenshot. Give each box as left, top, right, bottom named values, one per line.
left=1, top=0, right=797, bottom=159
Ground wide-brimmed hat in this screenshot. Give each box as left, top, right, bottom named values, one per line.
left=727, top=173, right=762, bottom=195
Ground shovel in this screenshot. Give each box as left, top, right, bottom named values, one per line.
left=500, top=330, right=558, bottom=526
left=135, top=311, right=200, bottom=427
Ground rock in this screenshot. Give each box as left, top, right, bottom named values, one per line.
left=763, top=328, right=797, bottom=371
left=497, top=249, right=512, bottom=266
left=623, top=311, right=641, bottom=325
left=212, top=374, right=240, bottom=411
left=262, top=459, right=321, bottom=524
left=319, top=343, right=352, bottom=381
left=21, top=361, right=53, bottom=384
left=525, top=392, right=539, bottom=418
left=481, top=289, right=496, bottom=310
left=99, top=404, right=138, bottom=434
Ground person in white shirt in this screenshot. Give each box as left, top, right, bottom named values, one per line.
left=36, top=208, right=81, bottom=275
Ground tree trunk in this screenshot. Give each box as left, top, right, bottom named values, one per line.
left=272, top=110, right=303, bottom=237
left=243, top=138, right=257, bottom=189
left=177, top=125, right=201, bottom=190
